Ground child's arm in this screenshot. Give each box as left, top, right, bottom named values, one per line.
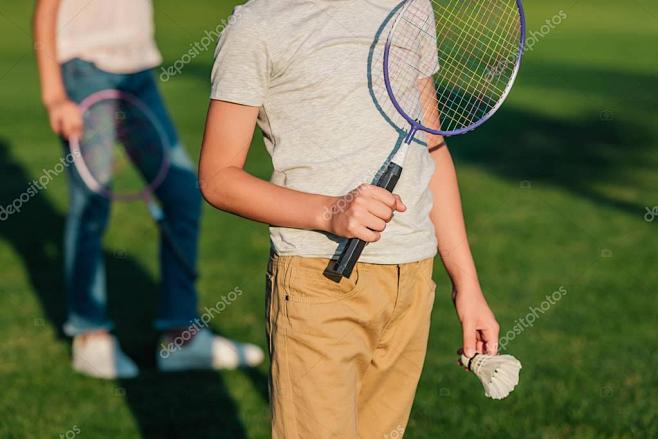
left=33, top=0, right=82, bottom=139
left=417, top=74, right=500, bottom=357
left=199, top=100, right=406, bottom=242
left=428, top=144, right=500, bottom=357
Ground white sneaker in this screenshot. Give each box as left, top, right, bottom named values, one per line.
left=72, top=334, right=139, bottom=379
left=157, top=328, right=264, bottom=371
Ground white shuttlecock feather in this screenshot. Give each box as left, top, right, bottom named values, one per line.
left=460, top=353, right=522, bottom=400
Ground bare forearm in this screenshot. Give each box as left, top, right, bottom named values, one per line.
left=33, top=0, right=67, bottom=106
left=200, top=167, right=334, bottom=231
left=200, top=100, right=408, bottom=239
left=199, top=101, right=337, bottom=231
left=429, top=146, right=480, bottom=289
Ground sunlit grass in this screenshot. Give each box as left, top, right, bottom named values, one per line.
left=0, top=0, right=656, bottom=438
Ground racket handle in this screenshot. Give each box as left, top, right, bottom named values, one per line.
left=329, top=162, right=403, bottom=279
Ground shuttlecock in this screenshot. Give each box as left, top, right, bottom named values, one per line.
left=460, top=353, right=522, bottom=400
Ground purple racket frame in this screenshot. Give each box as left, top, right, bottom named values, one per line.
left=329, top=0, right=526, bottom=279
left=69, top=89, right=171, bottom=202
left=383, top=0, right=527, bottom=138
left=68, top=89, right=197, bottom=280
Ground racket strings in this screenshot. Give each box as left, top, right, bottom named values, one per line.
left=80, top=102, right=121, bottom=186
left=438, top=4, right=515, bottom=92
left=388, top=3, right=436, bottom=122
left=386, top=0, right=522, bottom=133
left=434, top=1, right=519, bottom=130
left=440, top=1, right=520, bottom=129
left=76, top=97, right=169, bottom=200
left=436, top=0, right=518, bottom=53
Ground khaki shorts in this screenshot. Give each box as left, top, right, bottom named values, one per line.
left=266, top=254, right=436, bottom=438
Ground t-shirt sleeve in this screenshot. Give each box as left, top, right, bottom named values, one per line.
left=210, top=6, right=270, bottom=106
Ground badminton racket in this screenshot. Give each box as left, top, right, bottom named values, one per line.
left=330, top=0, right=526, bottom=278
left=69, top=89, right=198, bottom=280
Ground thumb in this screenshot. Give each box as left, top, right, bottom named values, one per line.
left=462, top=321, right=477, bottom=358
left=69, top=115, right=83, bottom=140
left=49, top=113, right=63, bottom=137
left=393, top=194, right=407, bottom=212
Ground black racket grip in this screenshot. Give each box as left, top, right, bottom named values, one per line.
left=329, top=162, right=403, bottom=279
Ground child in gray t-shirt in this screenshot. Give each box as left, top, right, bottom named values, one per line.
left=201, top=1, right=501, bottom=437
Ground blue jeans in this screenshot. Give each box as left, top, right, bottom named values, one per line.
left=61, top=59, right=201, bottom=335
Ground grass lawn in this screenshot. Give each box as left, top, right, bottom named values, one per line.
left=0, top=0, right=656, bottom=438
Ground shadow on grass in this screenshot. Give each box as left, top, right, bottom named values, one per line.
left=118, top=371, right=249, bottom=439
left=0, top=139, right=67, bottom=332
left=452, top=106, right=654, bottom=216
left=448, top=62, right=657, bottom=216
left=0, top=139, right=262, bottom=438
left=106, top=253, right=250, bottom=439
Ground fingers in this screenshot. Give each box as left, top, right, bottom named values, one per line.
left=358, top=185, right=406, bottom=223
left=365, top=198, right=396, bottom=224
left=64, top=113, right=83, bottom=140
left=480, top=325, right=500, bottom=355
left=62, top=106, right=83, bottom=140
left=461, top=321, right=477, bottom=358
left=463, top=323, right=499, bottom=358
left=330, top=184, right=407, bottom=241
left=341, top=213, right=383, bottom=243
left=485, top=341, right=499, bottom=355
left=352, top=184, right=406, bottom=232
left=364, top=185, right=407, bottom=212
left=351, top=224, right=381, bottom=242
left=393, top=194, right=407, bottom=212
left=47, top=101, right=83, bottom=140
left=462, top=331, right=498, bottom=359
left=48, top=113, right=63, bottom=137
left=476, top=339, right=484, bottom=355
left=351, top=206, right=386, bottom=234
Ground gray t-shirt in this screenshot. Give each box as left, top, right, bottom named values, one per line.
left=210, top=0, right=438, bottom=264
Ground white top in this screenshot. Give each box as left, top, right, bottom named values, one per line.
left=211, top=0, right=438, bottom=264
left=57, top=0, right=162, bottom=73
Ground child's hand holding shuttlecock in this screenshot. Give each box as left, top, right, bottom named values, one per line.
left=451, top=281, right=521, bottom=399
left=459, top=353, right=522, bottom=399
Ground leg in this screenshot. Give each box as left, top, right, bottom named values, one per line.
left=357, top=259, right=435, bottom=438
left=153, top=162, right=201, bottom=328
left=266, top=256, right=398, bottom=439
left=60, top=59, right=119, bottom=335
left=116, top=71, right=263, bottom=371
left=62, top=162, right=113, bottom=335
left=58, top=59, right=140, bottom=379
left=123, top=71, right=202, bottom=329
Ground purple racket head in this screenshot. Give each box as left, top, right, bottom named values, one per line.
left=383, top=0, right=526, bottom=137
left=69, top=90, right=170, bottom=202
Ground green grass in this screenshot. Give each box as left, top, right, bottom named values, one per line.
left=0, top=0, right=657, bottom=438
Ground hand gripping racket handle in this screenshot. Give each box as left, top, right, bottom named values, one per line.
left=329, top=162, right=403, bottom=279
